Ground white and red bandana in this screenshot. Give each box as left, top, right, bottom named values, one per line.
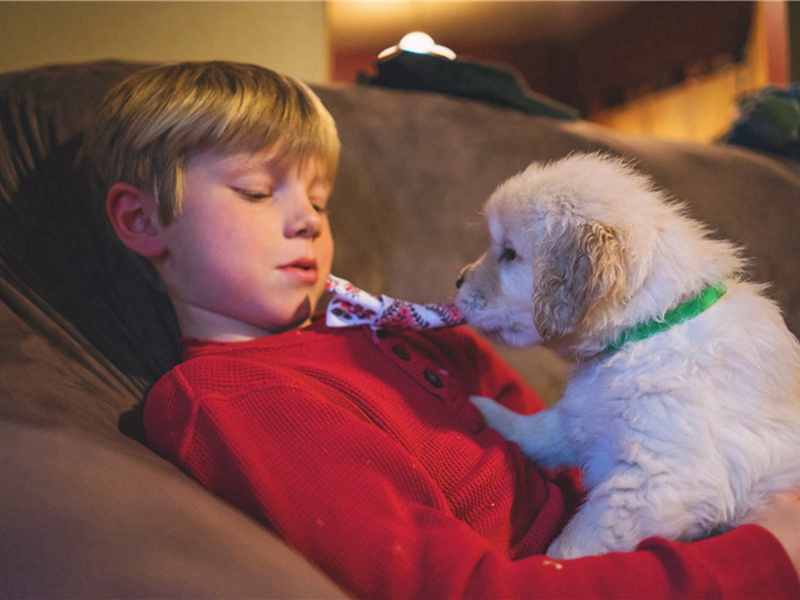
left=325, top=275, right=466, bottom=332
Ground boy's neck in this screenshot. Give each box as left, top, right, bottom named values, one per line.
left=173, top=302, right=312, bottom=342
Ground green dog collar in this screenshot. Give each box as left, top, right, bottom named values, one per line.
left=603, top=283, right=728, bottom=355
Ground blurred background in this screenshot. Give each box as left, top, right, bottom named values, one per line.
left=0, top=1, right=793, bottom=144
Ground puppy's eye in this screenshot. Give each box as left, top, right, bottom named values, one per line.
left=499, top=247, right=517, bottom=262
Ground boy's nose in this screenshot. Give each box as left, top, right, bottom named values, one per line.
left=286, top=198, right=323, bottom=239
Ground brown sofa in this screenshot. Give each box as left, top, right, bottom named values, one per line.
left=2, top=61, right=799, bottom=598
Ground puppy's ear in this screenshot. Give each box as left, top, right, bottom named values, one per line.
left=532, top=221, right=626, bottom=339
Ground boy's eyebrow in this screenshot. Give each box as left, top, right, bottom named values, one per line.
left=225, top=151, right=274, bottom=168
left=212, top=152, right=280, bottom=177
left=214, top=152, right=334, bottom=189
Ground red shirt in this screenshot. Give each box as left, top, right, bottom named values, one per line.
left=144, top=318, right=800, bottom=598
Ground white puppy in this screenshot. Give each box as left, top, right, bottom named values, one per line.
left=456, top=153, right=800, bottom=559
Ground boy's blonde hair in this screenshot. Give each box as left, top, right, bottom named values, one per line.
left=85, top=61, right=340, bottom=225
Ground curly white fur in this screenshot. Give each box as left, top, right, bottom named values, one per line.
left=456, top=153, right=800, bottom=559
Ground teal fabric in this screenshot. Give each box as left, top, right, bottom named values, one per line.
left=724, top=85, right=800, bottom=160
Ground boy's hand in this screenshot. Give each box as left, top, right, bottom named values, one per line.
left=751, top=490, right=800, bottom=576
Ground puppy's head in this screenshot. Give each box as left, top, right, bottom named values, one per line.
left=456, top=153, right=656, bottom=348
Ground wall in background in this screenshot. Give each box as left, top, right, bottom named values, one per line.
left=0, top=1, right=328, bottom=83
left=331, top=1, right=785, bottom=144
left=591, top=1, right=782, bottom=142
left=590, top=63, right=757, bottom=143
left=333, top=2, right=754, bottom=114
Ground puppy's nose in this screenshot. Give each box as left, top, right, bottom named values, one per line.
left=456, top=265, right=471, bottom=289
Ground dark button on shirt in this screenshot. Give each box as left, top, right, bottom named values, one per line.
left=392, top=345, right=411, bottom=360
left=423, top=369, right=444, bottom=388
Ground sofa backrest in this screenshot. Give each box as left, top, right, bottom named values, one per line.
left=0, top=62, right=181, bottom=441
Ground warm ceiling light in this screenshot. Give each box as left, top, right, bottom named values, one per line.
left=378, top=31, right=457, bottom=60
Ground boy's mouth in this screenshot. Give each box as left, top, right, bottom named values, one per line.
left=279, top=257, right=319, bottom=283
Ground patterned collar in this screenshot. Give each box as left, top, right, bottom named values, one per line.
left=325, top=275, right=466, bottom=331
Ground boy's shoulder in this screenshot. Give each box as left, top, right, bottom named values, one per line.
left=153, top=324, right=363, bottom=392
left=152, top=340, right=298, bottom=397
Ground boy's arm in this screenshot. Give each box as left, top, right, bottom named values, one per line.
left=145, top=366, right=800, bottom=599
left=751, top=490, right=800, bottom=575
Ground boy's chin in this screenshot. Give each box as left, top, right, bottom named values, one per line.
left=272, top=298, right=314, bottom=332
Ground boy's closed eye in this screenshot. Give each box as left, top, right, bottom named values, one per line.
left=231, top=185, right=329, bottom=215
left=232, top=186, right=274, bottom=201
left=308, top=192, right=330, bottom=215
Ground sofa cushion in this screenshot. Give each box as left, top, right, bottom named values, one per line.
left=1, top=420, right=345, bottom=598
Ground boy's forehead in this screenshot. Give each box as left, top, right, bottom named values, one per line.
left=189, top=148, right=333, bottom=180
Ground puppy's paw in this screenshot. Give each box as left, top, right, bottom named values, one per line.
left=470, top=395, right=524, bottom=441
left=546, top=537, right=590, bottom=560
left=470, top=399, right=577, bottom=467
left=546, top=524, right=612, bottom=559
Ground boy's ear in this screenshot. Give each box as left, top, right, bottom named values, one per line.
left=106, top=182, right=167, bottom=258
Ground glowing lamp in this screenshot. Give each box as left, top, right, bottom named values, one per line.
left=378, top=32, right=456, bottom=60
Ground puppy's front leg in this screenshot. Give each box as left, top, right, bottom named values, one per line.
left=546, top=470, right=658, bottom=559
left=470, top=396, right=578, bottom=468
